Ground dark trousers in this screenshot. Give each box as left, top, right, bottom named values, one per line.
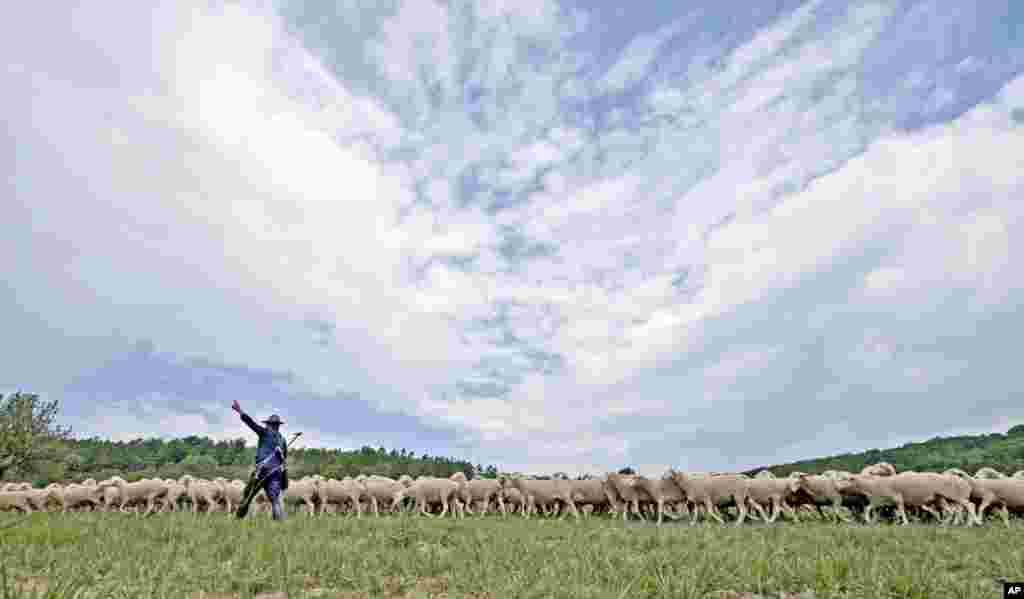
left=253, top=462, right=287, bottom=521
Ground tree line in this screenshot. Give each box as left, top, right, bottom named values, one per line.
left=746, top=426, right=1024, bottom=477
left=0, top=392, right=498, bottom=487
left=8, top=390, right=1024, bottom=488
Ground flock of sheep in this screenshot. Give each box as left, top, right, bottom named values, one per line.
left=3, top=464, right=1024, bottom=526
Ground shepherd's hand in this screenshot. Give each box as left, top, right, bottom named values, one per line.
left=231, top=400, right=241, bottom=413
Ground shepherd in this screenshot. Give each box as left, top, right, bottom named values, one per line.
left=231, top=400, right=295, bottom=521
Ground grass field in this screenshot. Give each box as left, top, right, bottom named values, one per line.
left=0, top=511, right=1020, bottom=599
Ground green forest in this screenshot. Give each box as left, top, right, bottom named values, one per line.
left=8, top=391, right=1024, bottom=486
left=26, top=435, right=499, bottom=486
left=37, top=425, right=1024, bottom=486
left=0, top=392, right=497, bottom=486
left=746, top=425, right=1024, bottom=477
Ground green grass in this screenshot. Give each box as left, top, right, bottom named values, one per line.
left=0, top=511, right=1020, bottom=598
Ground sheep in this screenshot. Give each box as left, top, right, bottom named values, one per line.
left=668, top=471, right=750, bottom=526
left=835, top=472, right=978, bottom=526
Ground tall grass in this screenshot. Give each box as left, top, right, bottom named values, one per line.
left=0, top=511, right=1019, bottom=598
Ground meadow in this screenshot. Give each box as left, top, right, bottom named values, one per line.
left=1, top=511, right=1020, bottom=599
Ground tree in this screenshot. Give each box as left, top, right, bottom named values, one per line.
left=0, top=392, right=74, bottom=479
left=63, top=452, right=84, bottom=472
left=617, top=467, right=636, bottom=475
left=182, top=453, right=217, bottom=466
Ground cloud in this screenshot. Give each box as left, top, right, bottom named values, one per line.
left=4, top=0, right=1024, bottom=474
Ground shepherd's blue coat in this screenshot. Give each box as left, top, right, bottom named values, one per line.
left=240, top=412, right=287, bottom=465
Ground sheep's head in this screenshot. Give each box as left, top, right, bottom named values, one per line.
left=788, top=474, right=812, bottom=494
left=668, top=470, right=688, bottom=483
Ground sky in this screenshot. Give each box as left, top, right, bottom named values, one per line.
left=2, top=0, right=1023, bottom=476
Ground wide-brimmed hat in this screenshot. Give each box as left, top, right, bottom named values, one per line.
left=262, top=414, right=284, bottom=425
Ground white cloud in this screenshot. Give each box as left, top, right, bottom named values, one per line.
left=6, top=0, right=1024, bottom=474
left=862, top=266, right=906, bottom=296
left=599, top=17, right=691, bottom=93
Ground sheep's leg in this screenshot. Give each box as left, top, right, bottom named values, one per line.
left=951, top=501, right=965, bottom=526
left=566, top=498, right=580, bottom=521
left=662, top=501, right=684, bottom=521
left=706, top=500, right=725, bottom=525
left=966, top=501, right=981, bottom=526
left=863, top=503, right=875, bottom=525
left=734, top=496, right=748, bottom=526
left=939, top=498, right=961, bottom=526
left=896, top=498, right=910, bottom=526
left=831, top=500, right=854, bottom=524
left=747, top=499, right=768, bottom=522
left=743, top=500, right=759, bottom=521
left=920, top=503, right=943, bottom=524
left=977, top=497, right=993, bottom=524
left=960, top=500, right=976, bottom=526
left=936, top=498, right=957, bottom=525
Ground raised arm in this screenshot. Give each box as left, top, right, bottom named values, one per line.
left=239, top=412, right=265, bottom=436
left=232, top=400, right=265, bottom=435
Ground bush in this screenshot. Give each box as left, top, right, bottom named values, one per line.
left=63, top=452, right=85, bottom=472
left=182, top=454, right=218, bottom=467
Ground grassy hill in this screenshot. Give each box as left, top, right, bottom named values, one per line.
left=743, top=424, right=1024, bottom=477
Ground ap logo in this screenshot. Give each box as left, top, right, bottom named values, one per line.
left=1005, top=583, right=1024, bottom=598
